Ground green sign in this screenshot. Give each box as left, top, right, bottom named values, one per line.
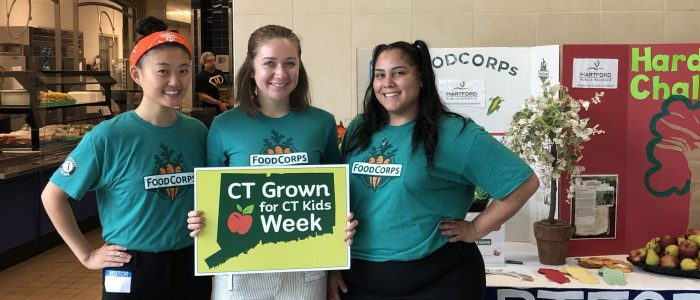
left=194, top=165, right=349, bottom=275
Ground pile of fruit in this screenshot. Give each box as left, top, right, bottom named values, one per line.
left=39, top=90, right=76, bottom=104
left=0, top=124, right=93, bottom=146
left=627, top=228, right=700, bottom=271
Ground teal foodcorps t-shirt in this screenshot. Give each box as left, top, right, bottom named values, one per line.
left=50, top=111, right=208, bottom=252
left=343, top=115, right=533, bottom=262
left=207, top=106, right=341, bottom=167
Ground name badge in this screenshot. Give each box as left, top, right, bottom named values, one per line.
left=104, top=270, right=132, bottom=293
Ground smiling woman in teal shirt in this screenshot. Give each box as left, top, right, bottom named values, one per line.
left=329, top=40, right=539, bottom=300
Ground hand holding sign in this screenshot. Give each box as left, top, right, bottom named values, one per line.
left=187, top=210, right=206, bottom=237
left=344, top=213, right=358, bottom=246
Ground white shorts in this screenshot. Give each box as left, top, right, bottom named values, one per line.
left=213, top=271, right=327, bottom=300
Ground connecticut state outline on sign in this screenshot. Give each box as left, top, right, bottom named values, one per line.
left=194, top=166, right=349, bottom=274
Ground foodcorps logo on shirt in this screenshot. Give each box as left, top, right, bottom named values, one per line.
left=351, top=138, right=403, bottom=191
left=250, top=153, right=309, bottom=166
left=59, top=157, right=77, bottom=176
left=249, top=129, right=309, bottom=166
left=142, top=143, right=193, bottom=201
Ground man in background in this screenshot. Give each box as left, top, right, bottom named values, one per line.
left=195, top=52, right=230, bottom=114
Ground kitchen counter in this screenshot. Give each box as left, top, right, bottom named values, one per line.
left=0, top=106, right=215, bottom=180
left=0, top=140, right=98, bottom=270
left=0, top=142, right=77, bottom=179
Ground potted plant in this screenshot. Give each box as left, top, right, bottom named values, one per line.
left=504, top=81, right=604, bottom=265
left=470, top=187, right=491, bottom=212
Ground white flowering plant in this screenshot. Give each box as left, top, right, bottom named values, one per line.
left=504, top=81, right=604, bottom=224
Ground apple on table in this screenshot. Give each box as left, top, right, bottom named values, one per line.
left=679, top=240, right=699, bottom=260
left=665, top=244, right=680, bottom=257
left=659, top=234, right=678, bottom=252
left=660, top=255, right=680, bottom=268
left=684, top=228, right=700, bottom=239
left=628, top=248, right=648, bottom=264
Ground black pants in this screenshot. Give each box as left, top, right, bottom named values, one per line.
left=341, top=242, right=485, bottom=300
left=102, top=245, right=212, bottom=300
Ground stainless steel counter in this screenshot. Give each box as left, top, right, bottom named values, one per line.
left=0, top=142, right=76, bottom=179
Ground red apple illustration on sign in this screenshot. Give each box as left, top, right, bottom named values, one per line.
left=228, top=204, right=254, bottom=234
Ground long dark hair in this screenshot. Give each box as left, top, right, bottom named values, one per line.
left=346, top=40, right=465, bottom=165
left=234, top=25, right=310, bottom=116
left=134, top=16, right=190, bottom=68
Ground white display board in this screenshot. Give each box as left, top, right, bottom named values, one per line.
left=356, top=46, right=561, bottom=243
left=357, top=45, right=560, bottom=133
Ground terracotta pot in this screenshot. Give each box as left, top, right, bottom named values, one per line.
left=533, top=221, right=571, bottom=265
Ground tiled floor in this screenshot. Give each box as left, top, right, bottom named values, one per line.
left=0, top=229, right=104, bottom=300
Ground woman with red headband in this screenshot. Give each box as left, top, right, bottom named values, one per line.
left=41, top=17, right=211, bottom=299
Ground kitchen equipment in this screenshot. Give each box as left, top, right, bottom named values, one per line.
left=0, top=89, right=29, bottom=105
left=1, top=27, right=84, bottom=72
left=67, top=91, right=104, bottom=104
left=0, top=54, right=26, bottom=90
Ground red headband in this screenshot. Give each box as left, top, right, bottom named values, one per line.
left=129, top=31, right=193, bottom=68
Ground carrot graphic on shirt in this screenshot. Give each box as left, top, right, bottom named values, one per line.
left=365, top=138, right=398, bottom=190
left=261, top=129, right=296, bottom=154
left=152, top=143, right=185, bottom=201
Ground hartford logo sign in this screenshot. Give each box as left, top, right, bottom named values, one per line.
left=572, top=58, right=619, bottom=89
left=438, top=79, right=486, bottom=107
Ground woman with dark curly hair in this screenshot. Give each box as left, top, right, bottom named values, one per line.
left=329, top=40, right=539, bottom=300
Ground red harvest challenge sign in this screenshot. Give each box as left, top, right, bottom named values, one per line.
left=630, top=46, right=700, bottom=101
left=562, top=44, right=700, bottom=256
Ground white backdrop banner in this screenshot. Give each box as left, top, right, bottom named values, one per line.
left=357, top=45, right=561, bottom=134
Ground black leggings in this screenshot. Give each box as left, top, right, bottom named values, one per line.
left=341, top=242, right=485, bottom=300
left=101, top=245, right=212, bottom=300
